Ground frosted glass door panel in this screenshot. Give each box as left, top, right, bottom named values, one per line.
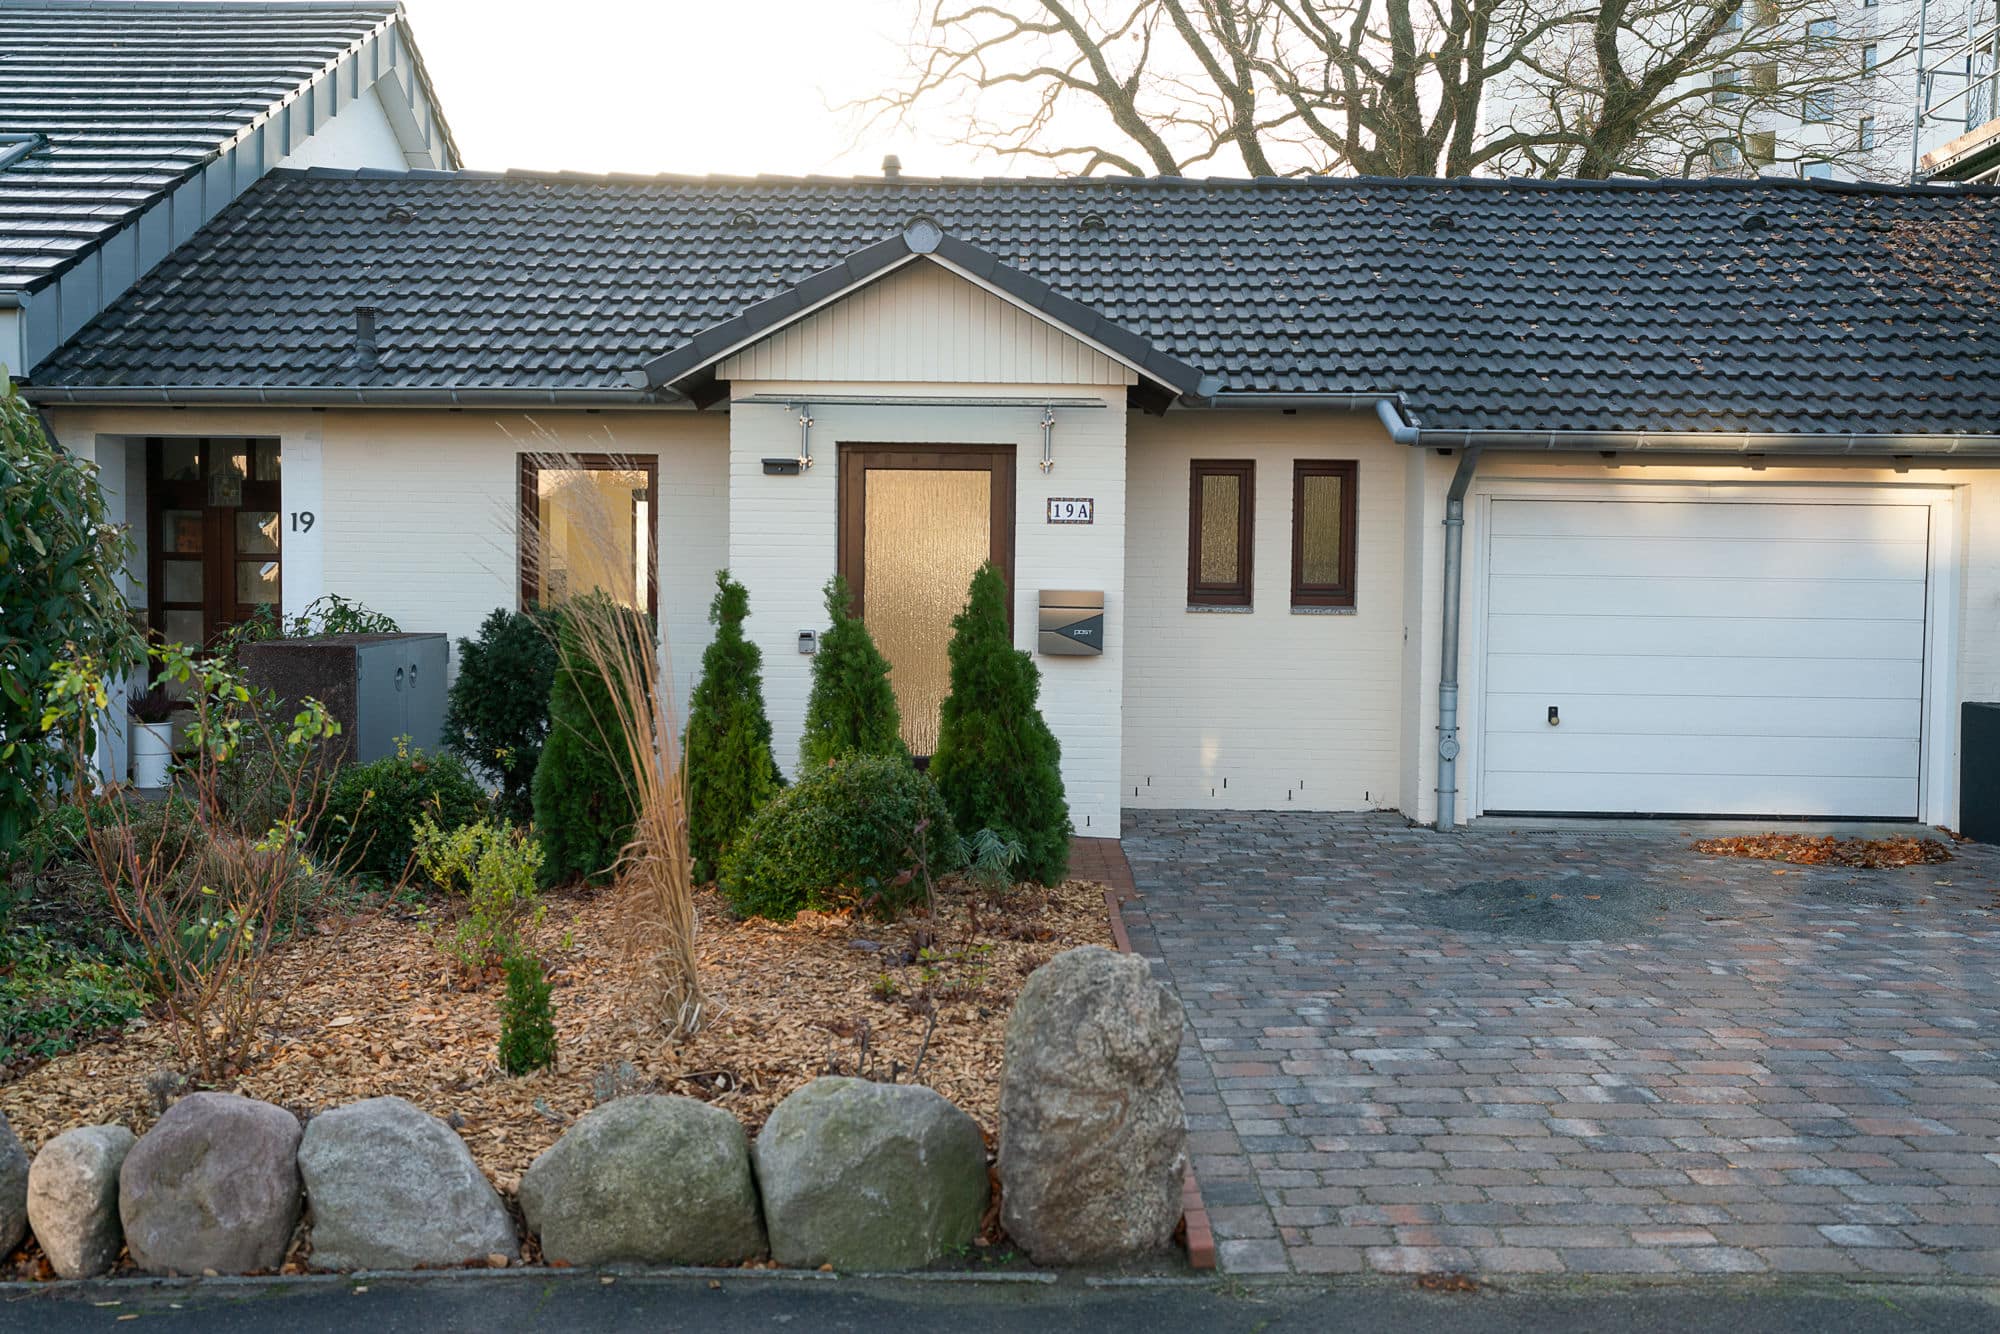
left=863, top=469, right=991, bottom=756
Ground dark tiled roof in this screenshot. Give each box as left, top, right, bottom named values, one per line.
left=30, top=167, right=2000, bottom=434
left=0, top=1, right=418, bottom=291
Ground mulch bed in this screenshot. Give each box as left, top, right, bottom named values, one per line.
left=0, top=878, right=1112, bottom=1196
left=1693, top=833, right=1956, bottom=869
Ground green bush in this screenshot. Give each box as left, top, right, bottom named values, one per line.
left=412, top=814, right=546, bottom=972
left=0, top=928, right=146, bottom=1065
left=1, top=380, right=145, bottom=853
left=497, top=950, right=556, bottom=1075
left=532, top=598, right=651, bottom=886
left=929, top=563, right=1072, bottom=885
left=719, top=753, right=958, bottom=922
left=443, top=607, right=563, bottom=825
left=799, top=576, right=905, bottom=771
left=317, top=741, right=490, bottom=879
left=685, top=572, right=781, bottom=884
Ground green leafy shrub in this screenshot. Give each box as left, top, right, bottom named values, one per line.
left=317, top=740, right=490, bottom=879
left=231, top=593, right=401, bottom=646
left=0, top=379, right=146, bottom=853
left=719, top=753, right=958, bottom=922
left=0, top=928, right=147, bottom=1065
left=412, top=814, right=546, bottom=972
left=497, top=950, right=556, bottom=1075
left=532, top=597, right=651, bottom=886
left=443, top=607, right=562, bottom=825
left=929, top=563, right=1072, bottom=885
left=799, top=576, right=905, bottom=770
left=685, top=572, right=781, bottom=883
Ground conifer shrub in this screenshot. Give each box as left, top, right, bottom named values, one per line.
left=685, top=571, right=782, bottom=884
left=497, top=950, right=556, bottom=1075
left=799, top=575, right=905, bottom=770
left=531, top=596, right=652, bottom=886
left=929, top=562, right=1072, bottom=885
left=443, top=606, right=563, bottom=824
left=718, top=753, right=958, bottom=922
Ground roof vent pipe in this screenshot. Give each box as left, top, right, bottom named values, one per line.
left=881, top=154, right=902, bottom=179
left=353, top=305, right=379, bottom=371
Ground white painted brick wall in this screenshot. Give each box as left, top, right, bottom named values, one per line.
left=1122, top=411, right=1408, bottom=812
left=727, top=381, right=1128, bottom=835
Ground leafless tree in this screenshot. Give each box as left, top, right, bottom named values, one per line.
left=867, top=0, right=1918, bottom=179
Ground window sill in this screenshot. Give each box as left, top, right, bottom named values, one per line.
left=1291, top=604, right=1357, bottom=616
left=1185, top=603, right=1253, bottom=614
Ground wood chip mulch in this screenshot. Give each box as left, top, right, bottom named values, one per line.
left=1693, top=833, right=1955, bottom=869
left=0, top=878, right=1112, bottom=1195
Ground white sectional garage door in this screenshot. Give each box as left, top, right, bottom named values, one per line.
left=1480, top=497, right=1930, bottom=819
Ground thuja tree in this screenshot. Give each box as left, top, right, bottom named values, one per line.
left=799, top=575, right=904, bottom=770
left=444, top=605, right=563, bottom=824
left=929, top=562, right=1071, bottom=885
left=532, top=595, right=650, bottom=885
left=0, top=381, right=144, bottom=850
left=685, top=570, right=781, bottom=883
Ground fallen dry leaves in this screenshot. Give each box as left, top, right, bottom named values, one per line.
left=1692, top=833, right=1954, bottom=870
left=0, top=878, right=1111, bottom=1196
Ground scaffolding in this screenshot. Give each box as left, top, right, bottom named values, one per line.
left=1913, top=0, right=2000, bottom=180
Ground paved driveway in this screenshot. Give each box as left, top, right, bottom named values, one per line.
left=1119, top=811, right=2000, bottom=1279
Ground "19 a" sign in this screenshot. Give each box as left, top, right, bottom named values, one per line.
left=1046, top=497, right=1094, bottom=524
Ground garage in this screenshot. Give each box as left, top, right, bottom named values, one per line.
left=1479, top=494, right=1932, bottom=819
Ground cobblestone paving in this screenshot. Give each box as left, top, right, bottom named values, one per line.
left=1119, top=811, right=2000, bottom=1279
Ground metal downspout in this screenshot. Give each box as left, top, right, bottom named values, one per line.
left=1436, top=446, right=1483, bottom=832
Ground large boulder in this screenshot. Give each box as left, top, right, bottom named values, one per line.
left=518, top=1095, right=763, bottom=1267
left=298, top=1096, right=517, bottom=1271
left=26, top=1125, right=136, bottom=1278
left=998, top=946, right=1187, bottom=1264
left=118, top=1092, right=303, bottom=1275
left=0, top=1113, right=26, bottom=1256
left=752, top=1077, right=988, bottom=1271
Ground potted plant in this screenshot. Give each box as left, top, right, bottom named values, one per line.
left=129, top=682, right=176, bottom=788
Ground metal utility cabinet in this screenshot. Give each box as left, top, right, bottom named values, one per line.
left=1964, top=703, right=2000, bottom=843
left=239, top=633, right=449, bottom=766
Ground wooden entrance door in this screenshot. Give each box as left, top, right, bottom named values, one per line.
left=837, top=444, right=1015, bottom=758
left=146, top=438, right=283, bottom=648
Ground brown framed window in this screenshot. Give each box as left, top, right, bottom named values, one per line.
left=519, top=454, right=660, bottom=620
left=1187, top=459, right=1254, bottom=607
left=1291, top=459, right=1358, bottom=609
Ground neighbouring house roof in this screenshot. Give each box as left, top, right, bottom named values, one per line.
left=0, top=0, right=458, bottom=294
left=26, top=167, right=2000, bottom=435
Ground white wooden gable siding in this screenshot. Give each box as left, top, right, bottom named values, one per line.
left=716, top=260, right=1140, bottom=386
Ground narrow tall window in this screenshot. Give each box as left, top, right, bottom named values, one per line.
left=1863, top=43, right=1879, bottom=76
left=1291, top=460, right=1358, bottom=610
left=1860, top=116, right=1877, bottom=150
left=519, top=454, right=659, bottom=619
left=1187, top=460, right=1254, bottom=607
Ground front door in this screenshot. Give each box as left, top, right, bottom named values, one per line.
left=837, top=444, right=1014, bottom=757
left=147, top=437, right=283, bottom=648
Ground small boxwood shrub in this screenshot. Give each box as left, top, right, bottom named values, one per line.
left=685, top=571, right=781, bottom=883
left=498, top=950, right=557, bottom=1076
left=317, top=741, right=491, bottom=879
left=443, top=606, right=563, bottom=825
left=719, top=753, right=958, bottom=922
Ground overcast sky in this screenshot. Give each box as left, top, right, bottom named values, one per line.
left=401, top=0, right=1001, bottom=178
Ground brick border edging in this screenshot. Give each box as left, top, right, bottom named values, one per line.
left=1074, top=837, right=1216, bottom=1272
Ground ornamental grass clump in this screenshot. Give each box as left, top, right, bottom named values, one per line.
left=799, top=575, right=905, bottom=769
left=929, top=562, right=1072, bottom=885
left=520, top=449, right=704, bottom=1035
left=684, top=571, right=781, bottom=883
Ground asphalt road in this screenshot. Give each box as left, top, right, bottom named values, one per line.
left=4, top=1273, right=1999, bottom=1333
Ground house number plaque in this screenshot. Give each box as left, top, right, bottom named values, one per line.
left=1046, top=497, right=1094, bottom=524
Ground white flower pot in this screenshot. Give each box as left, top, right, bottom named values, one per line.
left=131, top=720, right=175, bottom=789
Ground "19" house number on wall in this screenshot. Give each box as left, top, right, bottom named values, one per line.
left=1046, top=497, right=1094, bottom=524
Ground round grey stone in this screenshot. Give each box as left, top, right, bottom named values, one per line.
left=518, top=1095, right=764, bottom=1267
left=27, top=1124, right=136, bottom=1278
left=0, top=1112, right=28, bottom=1257
left=298, top=1096, right=517, bottom=1271
left=998, top=946, right=1187, bottom=1265
left=752, top=1077, right=988, bottom=1271
left=119, top=1092, right=303, bottom=1275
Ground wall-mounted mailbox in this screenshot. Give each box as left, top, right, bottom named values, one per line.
left=1039, top=590, right=1104, bottom=656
